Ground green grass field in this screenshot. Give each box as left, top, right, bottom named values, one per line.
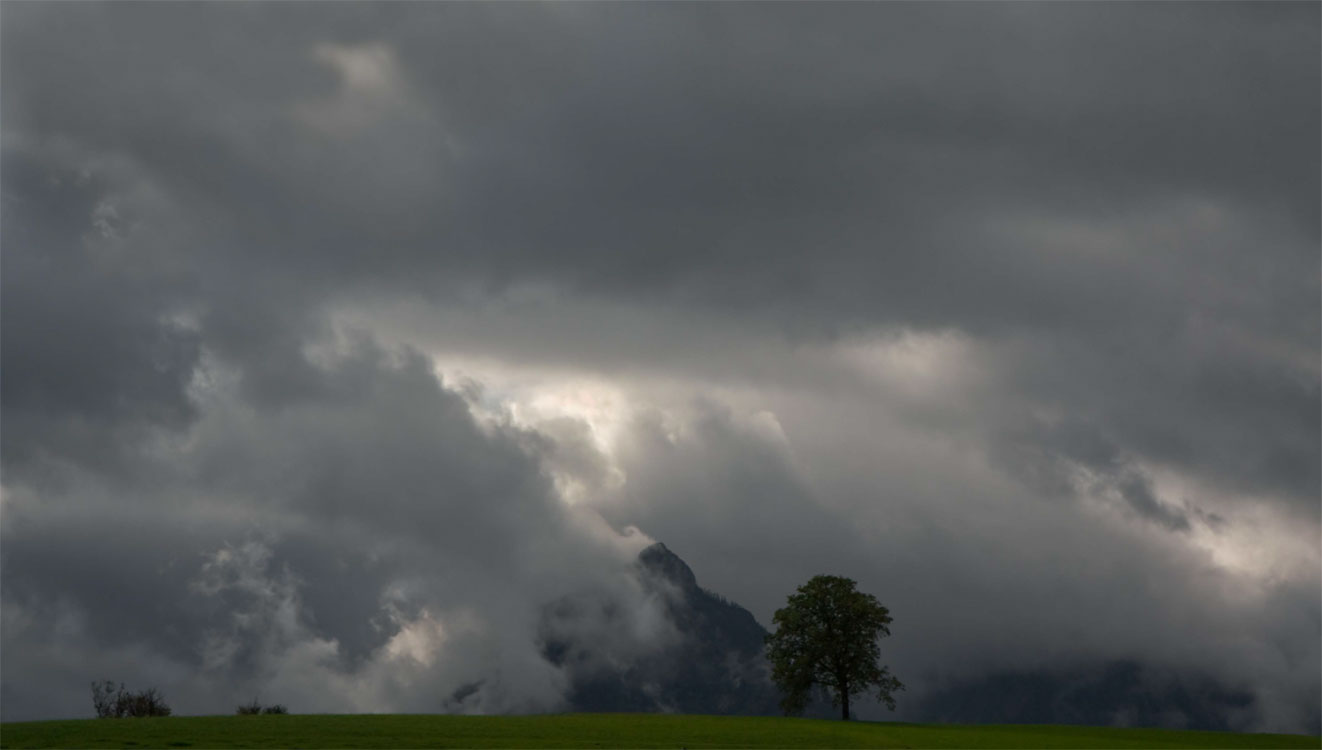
left=1, top=714, right=1317, bottom=749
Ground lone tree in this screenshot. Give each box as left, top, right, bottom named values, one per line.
left=764, top=575, right=903, bottom=720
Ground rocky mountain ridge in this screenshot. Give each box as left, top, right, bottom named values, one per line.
left=539, top=542, right=780, bottom=715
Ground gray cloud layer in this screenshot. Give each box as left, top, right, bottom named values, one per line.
left=2, top=2, right=1318, bottom=733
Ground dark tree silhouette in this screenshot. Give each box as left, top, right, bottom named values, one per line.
left=764, top=575, right=903, bottom=720
left=90, top=681, right=172, bottom=718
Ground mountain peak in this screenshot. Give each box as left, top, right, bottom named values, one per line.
left=638, top=541, right=698, bottom=589
left=544, top=541, right=779, bottom=715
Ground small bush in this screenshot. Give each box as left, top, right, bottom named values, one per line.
left=121, top=688, right=172, bottom=718
left=236, top=698, right=288, bottom=715
left=91, top=681, right=172, bottom=718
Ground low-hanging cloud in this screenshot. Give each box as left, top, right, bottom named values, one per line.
left=2, top=331, right=661, bottom=718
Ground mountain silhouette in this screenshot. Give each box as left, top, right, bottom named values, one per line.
left=539, top=542, right=780, bottom=714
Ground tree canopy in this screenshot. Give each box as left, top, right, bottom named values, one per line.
left=764, top=575, right=903, bottom=720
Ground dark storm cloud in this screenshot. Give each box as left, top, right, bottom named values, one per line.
left=2, top=0, right=1317, bottom=733
left=0, top=149, right=201, bottom=485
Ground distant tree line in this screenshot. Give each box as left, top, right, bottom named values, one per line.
left=92, top=680, right=290, bottom=718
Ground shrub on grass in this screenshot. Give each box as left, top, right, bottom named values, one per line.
left=237, top=698, right=288, bottom=715
left=90, top=681, right=172, bottom=718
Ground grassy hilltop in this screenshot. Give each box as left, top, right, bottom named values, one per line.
left=2, top=713, right=1319, bottom=749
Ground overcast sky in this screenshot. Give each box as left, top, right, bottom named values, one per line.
left=2, top=1, right=1318, bottom=733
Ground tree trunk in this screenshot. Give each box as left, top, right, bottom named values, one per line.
left=841, top=687, right=850, bottom=721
